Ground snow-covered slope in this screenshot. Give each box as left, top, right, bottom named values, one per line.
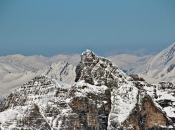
left=0, top=61, right=76, bottom=98
left=0, top=76, right=72, bottom=130
left=0, top=52, right=153, bottom=98
left=50, top=54, right=80, bottom=66
left=107, top=54, right=153, bottom=74
left=0, top=54, right=80, bottom=98
left=135, top=43, right=175, bottom=83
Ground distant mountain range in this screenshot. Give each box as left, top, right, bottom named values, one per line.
left=104, top=49, right=151, bottom=57
left=0, top=54, right=80, bottom=97
left=0, top=51, right=153, bottom=98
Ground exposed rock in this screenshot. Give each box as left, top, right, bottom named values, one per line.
left=0, top=76, right=73, bottom=130
left=123, top=96, right=172, bottom=130
left=167, top=64, right=175, bottom=73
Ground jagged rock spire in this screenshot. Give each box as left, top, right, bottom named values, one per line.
left=75, top=49, right=126, bottom=87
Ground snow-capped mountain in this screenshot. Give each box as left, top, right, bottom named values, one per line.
left=0, top=52, right=153, bottom=98
left=107, top=54, right=153, bottom=74
left=0, top=61, right=76, bottom=98
left=0, top=54, right=80, bottom=69
left=135, top=43, right=175, bottom=83
left=0, top=50, right=174, bottom=129
left=0, top=54, right=80, bottom=98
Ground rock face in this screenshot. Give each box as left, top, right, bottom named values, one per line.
left=123, top=96, right=170, bottom=130
left=144, top=81, right=175, bottom=125
left=69, top=82, right=110, bottom=130
left=73, top=50, right=173, bottom=129
left=0, top=50, right=174, bottom=130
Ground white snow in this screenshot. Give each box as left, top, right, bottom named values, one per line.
left=109, top=81, right=139, bottom=125
left=73, top=80, right=108, bottom=97
left=164, top=107, right=175, bottom=118
left=135, top=42, right=175, bottom=84
left=0, top=61, right=76, bottom=98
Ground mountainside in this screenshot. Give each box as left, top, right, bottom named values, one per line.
left=143, top=81, right=175, bottom=123
left=0, top=50, right=174, bottom=130
left=0, top=54, right=79, bottom=98
left=107, top=54, right=153, bottom=74
left=0, top=54, right=80, bottom=70
left=0, top=61, right=76, bottom=97
left=135, top=43, right=175, bottom=83
left=0, top=52, right=153, bottom=98
left=0, top=76, right=72, bottom=130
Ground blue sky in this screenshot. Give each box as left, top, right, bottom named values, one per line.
left=0, top=0, right=175, bottom=56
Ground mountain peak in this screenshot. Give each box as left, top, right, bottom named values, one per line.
left=75, top=49, right=129, bottom=87
left=137, top=42, right=175, bottom=81
left=146, top=42, right=175, bottom=70
left=81, top=49, right=96, bottom=63
left=84, top=49, right=93, bottom=54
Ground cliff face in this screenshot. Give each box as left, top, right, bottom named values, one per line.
left=71, top=50, right=173, bottom=129
left=123, top=96, right=170, bottom=130
left=144, top=81, right=175, bottom=125
left=0, top=50, right=174, bottom=130
left=69, top=82, right=111, bottom=130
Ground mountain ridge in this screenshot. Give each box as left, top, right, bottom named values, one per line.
left=135, top=42, right=175, bottom=83
left=0, top=50, right=174, bottom=129
left=0, top=61, right=76, bottom=97
left=0, top=51, right=154, bottom=98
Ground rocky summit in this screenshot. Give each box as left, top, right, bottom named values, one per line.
left=0, top=50, right=174, bottom=130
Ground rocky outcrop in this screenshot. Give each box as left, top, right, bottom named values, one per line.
left=72, top=50, right=173, bottom=129
left=144, top=81, right=175, bottom=126
left=123, top=96, right=172, bottom=130
left=68, top=81, right=111, bottom=130
left=0, top=76, right=73, bottom=130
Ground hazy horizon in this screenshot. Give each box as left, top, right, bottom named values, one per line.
left=0, top=48, right=160, bottom=57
